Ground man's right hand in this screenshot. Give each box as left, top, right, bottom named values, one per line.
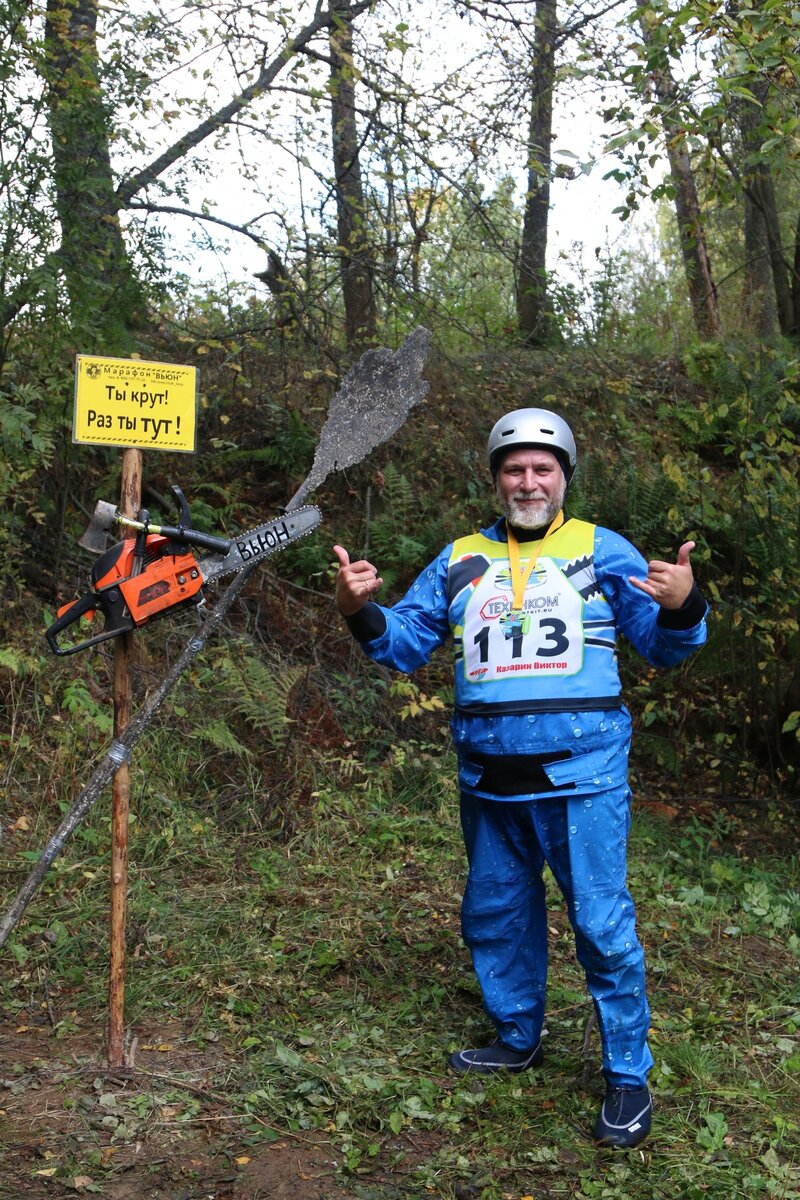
left=332, top=545, right=383, bottom=616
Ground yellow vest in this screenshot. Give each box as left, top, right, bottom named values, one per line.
left=447, top=520, right=623, bottom=713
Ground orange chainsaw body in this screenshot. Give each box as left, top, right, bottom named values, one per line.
left=49, top=535, right=205, bottom=654
left=93, top=535, right=204, bottom=626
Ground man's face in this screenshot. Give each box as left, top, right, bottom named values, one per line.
left=495, top=448, right=566, bottom=530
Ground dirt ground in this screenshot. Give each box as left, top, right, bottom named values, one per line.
left=0, top=1017, right=430, bottom=1200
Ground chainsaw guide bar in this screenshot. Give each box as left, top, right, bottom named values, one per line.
left=197, top=505, right=321, bottom=583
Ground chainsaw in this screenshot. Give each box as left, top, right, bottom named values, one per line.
left=46, top=485, right=321, bottom=656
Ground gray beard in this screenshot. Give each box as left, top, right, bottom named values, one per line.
left=498, top=491, right=563, bottom=531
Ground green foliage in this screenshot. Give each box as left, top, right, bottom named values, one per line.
left=389, top=678, right=446, bottom=722
left=0, top=647, right=24, bottom=673
left=259, top=408, right=317, bottom=474
left=575, top=449, right=680, bottom=547
left=200, top=642, right=306, bottom=755
left=61, top=679, right=113, bottom=736
left=557, top=340, right=798, bottom=787
left=551, top=230, right=695, bottom=354
left=365, top=461, right=432, bottom=590
left=0, top=386, right=56, bottom=576
left=211, top=406, right=317, bottom=477
left=669, top=342, right=799, bottom=780
left=377, top=175, right=521, bottom=352
left=190, top=717, right=250, bottom=758
left=602, top=0, right=800, bottom=339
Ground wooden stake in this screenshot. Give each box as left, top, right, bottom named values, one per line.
left=107, top=447, right=141, bottom=1067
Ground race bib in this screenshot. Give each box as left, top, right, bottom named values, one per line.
left=461, top=556, right=584, bottom=683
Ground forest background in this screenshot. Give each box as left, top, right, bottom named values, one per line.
left=0, top=0, right=798, bottom=1198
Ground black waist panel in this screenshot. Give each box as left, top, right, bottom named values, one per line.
left=466, top=750, right=574, bottom=795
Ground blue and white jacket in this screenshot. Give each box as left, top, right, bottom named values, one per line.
left=346, top=517, right=708, bottom=800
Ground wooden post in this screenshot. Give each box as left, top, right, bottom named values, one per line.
left=107, top=447, right=142, bottom=1067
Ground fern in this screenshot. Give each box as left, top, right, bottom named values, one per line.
left=210, top=409, right=315, bottom=483
left=260, top=410, right=316, bottom=473
left=368, top=463, right=429, bottom=589
left=190, top=719, right=251, bottom=758
left=573, top=452, right=678, bottom=550
left=381, top=462, right=415, bottom=521
left=0, top=647, right=24, bottom=674
left=213, top=646, right=305, bottom=754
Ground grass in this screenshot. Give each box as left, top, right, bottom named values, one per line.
left=2, top=722, right=799, bottom=1198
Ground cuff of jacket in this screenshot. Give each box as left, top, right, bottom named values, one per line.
left=345, top=602, right=387, bottom=643
left=656, top=583, right=708, bottom=630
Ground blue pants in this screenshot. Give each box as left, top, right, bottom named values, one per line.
left=459, top=786, right=653, bottom=1089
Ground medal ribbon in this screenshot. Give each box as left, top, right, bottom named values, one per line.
left=506, top=510, right=565, bottom=613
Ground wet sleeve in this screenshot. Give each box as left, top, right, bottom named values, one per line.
left=594, top=528, right=708, bottom=667
left=352, top=546, right=453, bottom=674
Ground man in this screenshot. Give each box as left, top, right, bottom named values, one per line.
left=333, top=408, right=707, bottom=1148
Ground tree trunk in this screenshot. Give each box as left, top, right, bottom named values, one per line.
left=793, top=211, right=800, bottom=333
left=639, top=16, right=721, bottom=340
left=755, top=170, right=798, bottom=337
left=255, top=250, right=312, bottom=339
left=731, top=61, right=779, bottom=338
left=329, top=2, right=378, bottom=350
left=741, top=181, right=779, bottom=339
left=727, top=0, right=798, bottom=339
left=44, top=0, right=145, bottom=350
left=516, top=0, right=558, bottom=346
left=746, top=170, right=794, bottom=337
left=0, top=1, right=372, bottom=338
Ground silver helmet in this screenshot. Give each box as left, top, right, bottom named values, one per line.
left=487, top=408, right=577, bottom=481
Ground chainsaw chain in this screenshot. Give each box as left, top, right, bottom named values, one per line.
left=198, top=505, right=322, bottom=584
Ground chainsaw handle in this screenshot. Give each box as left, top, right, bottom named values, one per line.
left=154, top=525, right=232, bottom=554
left=115, top=515, right=231, bottom=554
left=45, top=592, right=132, bottom=657
left=111, top=487, right=231, bottom=554
left=46, top=593, right=97, bottom=656
left=163, top=485, right=231, bottom=554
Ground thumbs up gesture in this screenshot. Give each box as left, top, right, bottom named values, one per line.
left=630, top=541, right=696, bottom=609
left=332, top=545, right=383, bottom=616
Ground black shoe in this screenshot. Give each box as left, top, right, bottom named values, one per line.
left=594, top=1085, right=652, bottom=1148
left=448, top=1039, right=544, bottom=1075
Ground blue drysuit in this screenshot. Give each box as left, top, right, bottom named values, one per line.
left=345, top=516, right=708, bottom=1088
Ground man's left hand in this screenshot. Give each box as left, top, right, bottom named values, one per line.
left=630, top=541, right=696, bottom=609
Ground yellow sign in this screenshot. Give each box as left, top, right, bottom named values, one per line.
left=73, top=355, right=197, bottom=453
